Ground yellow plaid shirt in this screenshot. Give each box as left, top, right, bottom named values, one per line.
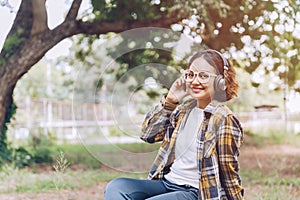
left=140, top=99, right=244, bottom=200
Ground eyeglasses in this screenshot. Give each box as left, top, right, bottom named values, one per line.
left=184, top=70, right=217, bottom=83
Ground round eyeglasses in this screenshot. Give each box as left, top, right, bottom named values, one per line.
left=184, top=70, right=218, bottom=83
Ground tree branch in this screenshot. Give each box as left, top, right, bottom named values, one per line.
left=3, top=7, right=187, bottom=86
left=73, top=9, right=187, bottom=35
left=31, top=0, right=48, bottom=34
left=65, top=0, right=82, bottom=21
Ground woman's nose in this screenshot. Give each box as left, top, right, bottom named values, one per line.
left=191, top=76, right=201, bottom=85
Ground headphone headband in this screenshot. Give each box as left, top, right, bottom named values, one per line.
left=208, top=49, right=228, bottom=92
left=209, top=49, right=229, bottom=72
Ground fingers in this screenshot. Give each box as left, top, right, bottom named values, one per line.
left=173, top=76, right=187, bottom=95
left=175, top=76, right=185, bottom=88
left=167, top=75, right=189, bottom=102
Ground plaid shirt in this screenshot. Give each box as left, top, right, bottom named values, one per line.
left=140, top=99, right=244, bottom=200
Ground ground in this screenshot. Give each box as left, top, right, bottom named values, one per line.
left=0, top=143, right=300, bottom=200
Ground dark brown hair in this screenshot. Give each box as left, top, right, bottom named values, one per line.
left=187, top=49, right=239, bottom=102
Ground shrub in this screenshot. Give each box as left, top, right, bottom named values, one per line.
left=11, top=147, right=32, bottom=168
left=29, top=133, right=54, bottom=164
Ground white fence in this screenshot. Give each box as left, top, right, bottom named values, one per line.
left=8, top=98, right=300, bottom=144
left=236, top=111, right=300, bottom=134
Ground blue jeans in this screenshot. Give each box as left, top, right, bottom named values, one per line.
left=104, top=177, right=198, bottom=200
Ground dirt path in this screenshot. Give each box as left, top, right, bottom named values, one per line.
left=240, top=144, right=300, bottom=177
left=0, top=182, right=107, bottom=200
left=1, top=144, right=300, bottom=200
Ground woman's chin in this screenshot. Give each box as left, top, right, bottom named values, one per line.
left=190, top=92, right=212, bottom=101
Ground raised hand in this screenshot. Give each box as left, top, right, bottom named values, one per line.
left=166, top=75, right=189, bottom=103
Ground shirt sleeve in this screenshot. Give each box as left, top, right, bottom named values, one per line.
left=217, top=114, right=244, bottom=200
left=140, top=103, right=176, bottom=143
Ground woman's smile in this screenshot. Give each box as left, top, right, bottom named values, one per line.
left=190, top=86, right=205, bottom=93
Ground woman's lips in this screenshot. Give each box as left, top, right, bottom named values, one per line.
left=191, top=87, right=205, bottom=93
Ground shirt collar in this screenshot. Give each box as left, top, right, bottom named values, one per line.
left=204, top=100, right=222, bottom=114
left=180, top=99, right=223, bottom=119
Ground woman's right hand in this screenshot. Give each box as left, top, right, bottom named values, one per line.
left=165, top=75, right=189, bottom=103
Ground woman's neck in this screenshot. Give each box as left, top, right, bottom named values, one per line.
left=197, top=98, right=211, bottom=109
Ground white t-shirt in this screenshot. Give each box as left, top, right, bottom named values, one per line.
left=164, top=107, right=203, bottom=189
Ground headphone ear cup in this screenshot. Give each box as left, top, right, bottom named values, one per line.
left=214, top=75, right=226, bottom=91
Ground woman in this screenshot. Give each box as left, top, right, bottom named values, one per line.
left=104, top=49, right=244, bottom=200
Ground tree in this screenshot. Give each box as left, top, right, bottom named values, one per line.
left=0, top=0, right=188, bottom=160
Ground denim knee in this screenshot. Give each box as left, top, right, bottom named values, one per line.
left=105, top=178, right=126, bottom=191
left=104, top=178, right=128, bottom=199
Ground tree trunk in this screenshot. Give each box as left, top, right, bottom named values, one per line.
left=0, top=79, right=16, bottom=145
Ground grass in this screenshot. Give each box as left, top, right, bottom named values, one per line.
left=1, top=165, right=299, bottom=199
left=243, top=128, right=300, bottom=147
left=53, top=142, right=161, bottom=169
left=240, top=128, right=300, bottom=199
left=240, top=169, right=300, bottom=200
left=0, top=163, right=146, bottom=194
left=0, top=142, right=157, bottom=194
left=1, top=130, right=300, bottom=199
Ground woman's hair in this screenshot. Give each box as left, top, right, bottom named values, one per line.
left=187, top=49, right=239, bottom=102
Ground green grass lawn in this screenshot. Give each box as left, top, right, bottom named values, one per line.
left=1, top=130, right=300, bottom=199
left=0, top=164, right=145, bottom=194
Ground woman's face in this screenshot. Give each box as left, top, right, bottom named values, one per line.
left=186, top=56, right=217, bottom=108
